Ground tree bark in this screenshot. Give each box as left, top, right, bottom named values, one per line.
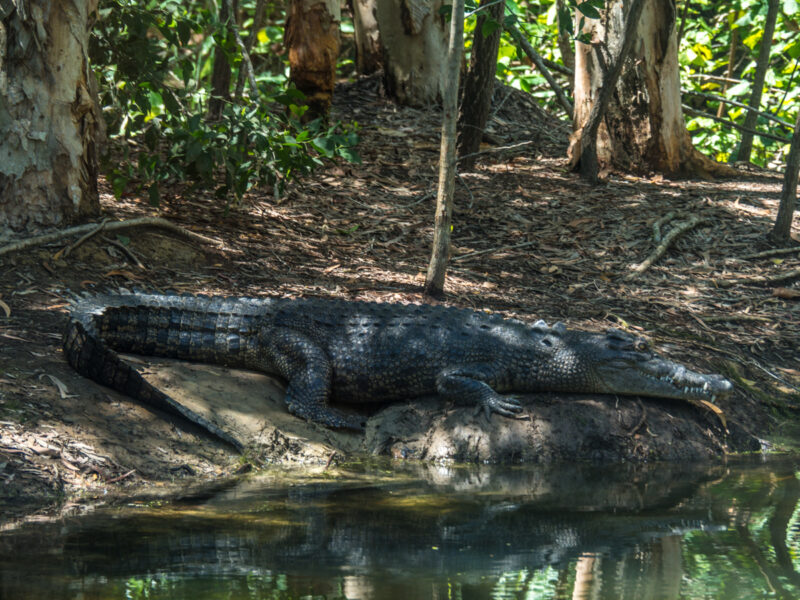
left=375, top=0, right=449, bottom=106
left=457, top=0, right=504, bottom=169
left=352, top=0, right=382, bottom=74
left=734, top=0, right=779, bottom=164
left=570, top=0, right=735, bottom=178
left=285, top=0, right=341, bottom=119
left=424, top=0, right=464, bottom=298
left=556, top=0, right=575, bottom=74
left=769, top=111, right=800, bottom=244
left=208, top=0, right=235, bottom=120
left=571, top=0, right=646, bottom=181
left=0, top=0, right=100, bottom=234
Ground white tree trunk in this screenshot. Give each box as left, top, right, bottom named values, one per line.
left=0, top=0, right=100, bottom=234
left=571, top=0, right=731, bottom=177
left=375, top=0, right=449, bottom=106
left=352, top=0, right=382, bottom=74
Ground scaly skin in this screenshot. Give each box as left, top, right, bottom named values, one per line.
left=63, top=293, right=734, bottom=450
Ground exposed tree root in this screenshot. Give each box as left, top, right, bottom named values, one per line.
left=625, top=216, right=710, bottom=279
left=0, top=217, right=223, bottom=258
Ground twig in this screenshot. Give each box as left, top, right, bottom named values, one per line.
left=0, top=217, right=224, bottom=258
left=625, top=216, right=710, bottom=279
left=741, top=246, right=800, bottom=260
left=626, top=398, right=647, bottom=437
left=682, top=90, right=795, bottom=129
left=456, top=173, right=475, bottom=209
left=324, top=450, right=336, bottom=470
left=507, top=25, right=573, bottom=117
left=453, top=240, right=536, bottom=262
left=105, top=468, right=136, bottom=484
left=101, top=235, right=146, bottom=269
left=54, top=218, right=109, bottom=259
left=456, top=139, right=535, bottom=164
left=716, top=267, right=800, bottom=288
left=224, top=0, right=258, bottom=96
left=682, top=105, right=790, bottom=144
left=652, top=211, right=675, bottom=242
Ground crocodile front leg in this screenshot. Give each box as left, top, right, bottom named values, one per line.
left=260, top=327, right=366, bottom=430
left=436, top=365, right=523, bottom=419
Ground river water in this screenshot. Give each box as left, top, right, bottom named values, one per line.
left=2, top=456, right=799, bottom=599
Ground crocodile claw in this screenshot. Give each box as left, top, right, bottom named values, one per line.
left=474, top=394, right=524, bottom=421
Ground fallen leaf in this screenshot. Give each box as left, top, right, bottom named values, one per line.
left=323, top=263, right=341, bottom=274
left=41, top=374, right=72, bottom=399
left=103, top=269, right=140, bottom=281
left=0, top=299, right=10, bottom=318
left=771, top=258, right=784, bottom=265
left=698, top=400, right=728, bottom=431
left=773, top=287, right=800, bottom=299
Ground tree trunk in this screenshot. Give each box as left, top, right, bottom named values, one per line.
left=717, top=22, right=738, bottom=119
left=733, top=0, right=779, bottom=164
left=352, top=0, right=382, bottom=75
left=0, top=0, right=100, bottom=234
left=571, top=0, right=734, bottom=178
left=375, top=0, right=449, bottom=106
left=556, top=0, right=575, bottom=73
left=208, top=0, right=235, bottom=120
left=769, top=110, right=800, bottom=244
left=424, top=0, right=464, bottom=298
left=570, top=0, right=646, bottom=182
left=285, top=0, right=341, bottom=119
left=457, top=0, right=504, bottom=169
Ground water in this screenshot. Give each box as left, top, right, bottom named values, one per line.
left=2, top=457, right=800, bottom=599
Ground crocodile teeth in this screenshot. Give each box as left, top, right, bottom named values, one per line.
left=703, top=381, right=709, bottom=391
left=711, top=395, right=716, bottom=403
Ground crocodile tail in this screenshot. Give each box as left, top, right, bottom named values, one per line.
left=63, top=317, right=244, bottom=451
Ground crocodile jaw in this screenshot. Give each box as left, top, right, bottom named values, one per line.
left=594, top=357, right=733, bottom=402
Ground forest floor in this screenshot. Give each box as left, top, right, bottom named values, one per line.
left=1, top=75, right=799, bottom=525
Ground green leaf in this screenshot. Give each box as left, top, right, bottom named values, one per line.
left=339, top=147, right=362, bottom=164
left=557, top=3, right=574, bottom=36
left=481, top=17, right=501, bottom=38
left=576, top=1, right=600, bottom=19
left=726, top=81, right=750, bottom=97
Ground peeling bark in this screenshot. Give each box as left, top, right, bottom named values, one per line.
left=375, top=0, right=448, bottom=106
left=285, top=0, right=341, bottom=119
left=571, top=0, right=735, bottom=178
left=352, top=0, right=382, bottom=74
left=0, top=0, right=100, bottom=233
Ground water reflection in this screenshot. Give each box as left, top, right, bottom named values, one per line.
left=1, top=458, right=800, bottom=599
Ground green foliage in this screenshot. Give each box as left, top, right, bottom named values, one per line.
left=679, top=0, right=797, bottom=166
left=91, top=0, right=359, bottom=205
left=474, top=0, right=797, bottom=167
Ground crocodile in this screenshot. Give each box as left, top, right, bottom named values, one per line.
left=63, top=293, right=734, bottom=450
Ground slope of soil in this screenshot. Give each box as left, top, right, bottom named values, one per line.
left=0, top=77, right=798, bottom=523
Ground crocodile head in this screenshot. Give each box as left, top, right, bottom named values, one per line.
left=535, top=325, right=733, bottom=402
left=576, top=327, right=732, bottom=402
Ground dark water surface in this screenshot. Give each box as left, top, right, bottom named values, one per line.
left=2, top=457, right=800, bottom=599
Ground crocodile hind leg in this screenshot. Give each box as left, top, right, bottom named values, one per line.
left=261, top=327, right=366, bottom=431
left=436, top=364, right=524, bottom=419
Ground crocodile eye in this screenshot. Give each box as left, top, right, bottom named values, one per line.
left=634, top=339, right=648, bottom=352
